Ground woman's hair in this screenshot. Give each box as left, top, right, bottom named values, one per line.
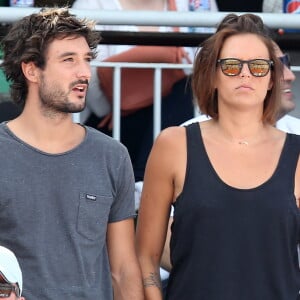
left=192, top=13, right=283, bottom=124
left=0, top=7, right=101, bottom=107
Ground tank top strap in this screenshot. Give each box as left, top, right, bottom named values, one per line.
left=276, top=133, right=300, bottom=185
left=185, top=122, right=202, bottom=151
left=185, top=122, right=205, bottom=172
left=183, top=122, right=214, bottom=186
left=185, top=121, right=212, bottom=158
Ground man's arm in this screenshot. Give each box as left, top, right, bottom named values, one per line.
left=107, top=218, right=143, bottom=300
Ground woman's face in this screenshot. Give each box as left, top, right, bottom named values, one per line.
left=215, top=33, right=273, bottom=113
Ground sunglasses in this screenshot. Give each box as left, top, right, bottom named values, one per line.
left=279, top=53, right=291, bottom=69
left=217, top=58, right=273, bottom=77
left=0, top=283, right=20, bottom=298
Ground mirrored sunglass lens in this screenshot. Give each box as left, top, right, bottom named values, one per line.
left=221, top=59, right=241, bottom=76
left=249, top=60, right=270, bottom=76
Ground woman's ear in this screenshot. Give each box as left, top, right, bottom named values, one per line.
left=268, top=79, right=273, bottom=91
left=21, top=61, right=39, bottom=83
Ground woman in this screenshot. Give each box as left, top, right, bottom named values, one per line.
left=136, top=13, right=300, bottom=299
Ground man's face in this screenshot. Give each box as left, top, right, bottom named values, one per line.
left=0, top=275, right=21, bottom=300
left=37, top=36, right=93, bottom=116
left=274, top=45, right=296, bottom=116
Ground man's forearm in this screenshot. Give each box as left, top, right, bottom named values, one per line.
left=112, top=269, right=144, bottom=300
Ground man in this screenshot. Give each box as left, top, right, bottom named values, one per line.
left=0, top=7, right=142, bottom=300
left=0, top=246, right=25, bottom=300
left=274, top=46, right=300, bottom=133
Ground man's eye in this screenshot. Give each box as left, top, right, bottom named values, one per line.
left=63, top=57, right=74, bottom=62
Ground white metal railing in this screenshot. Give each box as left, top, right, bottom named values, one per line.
left=1, top=8, right=300, bottom=30
left=89, top=61, right=193, bottom=140
left=1, top=8, right=300, bottom=141
left=85, top=61, right=300, bottom=140
left=1, top=59, right=300, bottom=140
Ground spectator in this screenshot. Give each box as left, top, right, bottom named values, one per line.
left=216, top=0, right=282, bottom=12
left=142, top=39, right=300, bottom=298
left=263, top=0, right=283, bottom=13
left=136, top=13, right=300, bottom=299
left=273, top=48, right=300, bottom=132
left=0, top=7, right=142, bottom=300
left=0, top=246, right=25, bottom=300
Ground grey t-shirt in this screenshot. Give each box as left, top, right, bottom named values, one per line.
left=0, top=123, right=135, bottom=299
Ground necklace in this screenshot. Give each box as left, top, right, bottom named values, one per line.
left=238, top=140, right=249, bottom=146
left=212, top=121, right=266, bottom=147
left=217, top=127, right=263, bottom=147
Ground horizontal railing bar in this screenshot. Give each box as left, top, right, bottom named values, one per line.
left=91, top=62, right=193, bottom=69
left=0, top=8, right=300, bottom=30
left=90, top=61, right=300, bottom=72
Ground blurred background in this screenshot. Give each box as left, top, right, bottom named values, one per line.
left=0, top=0, right=300, bottom=118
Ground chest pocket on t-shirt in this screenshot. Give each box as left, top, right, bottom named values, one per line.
left=77, top=192, right=112, bottom=241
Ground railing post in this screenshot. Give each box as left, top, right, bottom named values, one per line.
left=112, top=67, right=121, bottom=141
left=153, top=67, right=162, bottom=140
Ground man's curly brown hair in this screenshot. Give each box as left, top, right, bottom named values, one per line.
left=0, top=7, right=100, bottom=107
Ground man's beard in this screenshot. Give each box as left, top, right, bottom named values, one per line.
left=39, top=77, right=88, bottom=115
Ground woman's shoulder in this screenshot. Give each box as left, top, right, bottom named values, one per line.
left=146, top=126, right=187, bottom=185
left=150, top=126, right=186, bottom=158
left=157, top=125, right=186, bottom=143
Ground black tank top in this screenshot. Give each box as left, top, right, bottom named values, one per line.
left=166, top=123, right=300, bottom=300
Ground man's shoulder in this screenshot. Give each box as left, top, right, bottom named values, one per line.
left=276, top=115, right=300, bottom=135
left=86, top=125, right=120, bottom=142
left=180, top=114, right=211, bottom=126
left=0, top=122, right=12, bottom=141
left=85, top=125, right=129, bottom=155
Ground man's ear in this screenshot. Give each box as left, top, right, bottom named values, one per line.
left=21, top=61, right=39, bottom=83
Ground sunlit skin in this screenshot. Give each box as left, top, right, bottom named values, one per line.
left=6, top=36, right=94, bottom=154
left=159, top=43, right=299, bottom=275
left=0, top=275, right=25, bottom=300
left=136, top=32, right=300, bottom=300
left=37, top=36, right=94, bottom=117
left=215, top=34, right=273, bottom=118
